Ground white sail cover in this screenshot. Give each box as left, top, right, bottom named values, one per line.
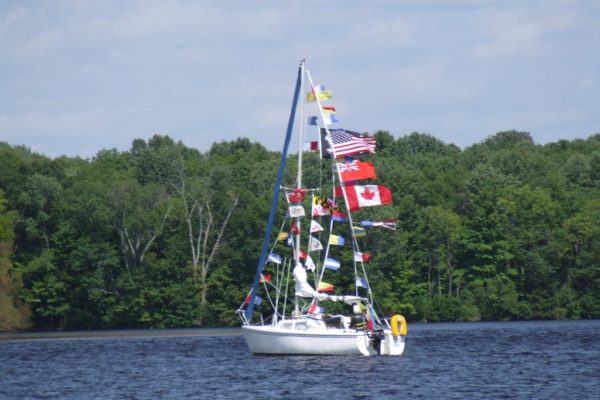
left=293, top=263, right=327, bottom=299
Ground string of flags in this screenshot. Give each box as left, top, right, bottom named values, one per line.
left=257, top=79, right=396, bottom=305
left=305, top=80, right=393, bottom=293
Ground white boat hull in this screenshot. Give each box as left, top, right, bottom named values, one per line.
left=242, top=324, right=405, bottom=356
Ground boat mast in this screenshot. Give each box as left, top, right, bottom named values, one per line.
left=245, top=61, right=303, bottom=322
left=293, top=60, right=306, bottom=317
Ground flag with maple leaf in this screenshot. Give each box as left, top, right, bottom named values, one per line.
left=335, top=185, right=393, bottom=212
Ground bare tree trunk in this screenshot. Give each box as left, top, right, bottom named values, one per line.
left=426, top=250, right=433, bottom=296
left=177, top=173, right=238, bottom=324
left=115, top=202, right=172, bottom=272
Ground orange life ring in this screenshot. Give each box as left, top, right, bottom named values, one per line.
left=391, top=314, right=407, bottom=337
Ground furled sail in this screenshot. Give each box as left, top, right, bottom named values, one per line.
left=293, top=263, right=328, bottom=299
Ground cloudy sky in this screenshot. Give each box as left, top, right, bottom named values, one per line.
left=1, top=0, right=599, bottom=158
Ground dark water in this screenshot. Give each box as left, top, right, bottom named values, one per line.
left=1, top=320, right=599, bottom=399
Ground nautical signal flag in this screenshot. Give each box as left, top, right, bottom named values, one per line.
left=328, top=234, right=345, bottom=246
left=307, top=116, right=319, bottom=126
left=324, top=257, right=341, bottom=270
left=309, top=236, right=323, bottom=251
left=310, top=220, right=324, bottom=233
left=308, top=115, right=339, bottom=126
left=244, top=293, right=262, bottom=305
left=288, top=205, right=305, bottom=218
left=321, top=129, right=376, bottom=158
left=355, top=276, right=368, bottom=289
left=268, top=252, right=282, bottom=264
left=331, top=210, right=347, bottom=222
left=304, top=140, right=320, bottom=152
left=307, top=85, right=333, bottom=103
left=317, top=281, right=335, bottom=292
left=337, top=159, right=377, bottom=182
left=309, top=303, right=324, bottom=313
left=305, top=254, right=316, bottom=271
left=360, top=219, right=398, bottom=230
left=354, top=251, right=371, bottom=263
left=290, top=220, right=300, bottom=235
left=323, top=114, right=339, bottom=126
left=321, top=106, right=336, bottom=115
left=260, top=274, right=272, bottom=283
left=352, top=226, right=367, bottom=237
left=334, top=185, right=393, bottom=212
left=277, top=231, right=289, bottom=241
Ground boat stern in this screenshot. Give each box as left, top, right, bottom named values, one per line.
left=380, top=330, right=406, bottom=356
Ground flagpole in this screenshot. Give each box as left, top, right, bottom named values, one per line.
left=292, top=60, right=306, bottom=317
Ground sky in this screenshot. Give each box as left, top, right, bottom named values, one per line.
left=1, top=0, right=599, bottom=159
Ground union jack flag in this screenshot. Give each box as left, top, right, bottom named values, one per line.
left=337, top=159, right=360, bottom=173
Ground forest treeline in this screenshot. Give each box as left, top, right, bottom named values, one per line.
left=1, top=130, right=600, bottom=331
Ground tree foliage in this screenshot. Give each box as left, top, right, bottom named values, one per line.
left=1, top=130, right=600, bottom=331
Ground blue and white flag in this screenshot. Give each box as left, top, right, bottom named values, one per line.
left=360, top=220, right=397, bottom=230
left=324, top=257, right=340, bottom=271
left=268, top=252, right=282, bottom=264
left=355, top=276, right=368, bottom=288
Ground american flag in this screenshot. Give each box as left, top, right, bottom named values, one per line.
left=323, top=129, right=376, bottom=157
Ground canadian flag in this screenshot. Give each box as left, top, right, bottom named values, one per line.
left=335, top=185, right=393, bottom=212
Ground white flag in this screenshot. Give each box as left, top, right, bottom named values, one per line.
left=310, top=220, right=324, bottom=233
left=288, top=205, right=305, bottom=218
left=305, top=255, right=316, bottom=272
left=309, top=236, right=323, bottom=251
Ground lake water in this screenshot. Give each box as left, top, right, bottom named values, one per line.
left=1, top=320, right=599, bottom=399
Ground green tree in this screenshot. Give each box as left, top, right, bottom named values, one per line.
left=0, top=191, right=31, bottom=330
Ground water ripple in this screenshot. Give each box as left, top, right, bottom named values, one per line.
left=1, top=320, right=599, bottom=399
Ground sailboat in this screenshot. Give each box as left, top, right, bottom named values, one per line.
left=237, top=60, right=407, bottom=356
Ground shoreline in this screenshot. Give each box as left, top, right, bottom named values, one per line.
left=0, top=327, right=243, bottom=341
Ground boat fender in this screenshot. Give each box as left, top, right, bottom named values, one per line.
left=391, top=314, right=407, bottom=337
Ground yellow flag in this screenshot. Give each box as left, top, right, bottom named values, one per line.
left=277, top=231, right=288, bottom=241
left=307, top=90, right=333, bottom=102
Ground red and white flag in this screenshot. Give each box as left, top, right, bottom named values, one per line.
left=335, top=185, right=393, bottom=212
left=321, top=129, right=376, bottom=158
left=286, top=188, right=306, bottom=203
